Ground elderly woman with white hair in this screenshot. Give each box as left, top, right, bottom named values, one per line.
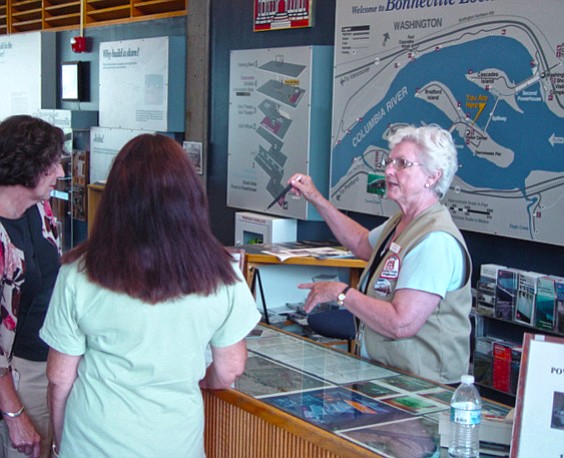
left=289, top=124, right=472, bottom=384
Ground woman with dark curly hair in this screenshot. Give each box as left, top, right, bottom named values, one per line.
left=0, top=115, right=65, bottom=458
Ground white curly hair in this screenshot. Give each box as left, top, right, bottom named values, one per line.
left=387, top=124, right=458, bottom=199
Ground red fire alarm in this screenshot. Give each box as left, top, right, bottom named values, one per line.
left=71, top=36, right=87, bottom=53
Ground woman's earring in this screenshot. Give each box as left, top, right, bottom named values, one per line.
left=424, top=183, right=430, bottom=188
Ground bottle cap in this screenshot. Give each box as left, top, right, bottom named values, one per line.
left=461, top=374, right=474, bottom=384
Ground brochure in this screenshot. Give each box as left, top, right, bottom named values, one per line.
left=261, top=245, right=354, bottom=262
left=340, top=416, right=441, bottom=457
left=263, top=386, right=411, bottom=431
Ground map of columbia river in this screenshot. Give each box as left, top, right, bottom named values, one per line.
left=331, top=0, right=564, bottom=245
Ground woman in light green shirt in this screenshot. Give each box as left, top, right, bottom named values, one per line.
left=40, top=134, right=260, bottom=458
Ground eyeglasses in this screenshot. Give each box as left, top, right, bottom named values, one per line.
left=381, top=157, right=421, bottom=170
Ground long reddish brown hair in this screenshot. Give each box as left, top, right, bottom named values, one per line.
left=64, top=134, right=237, bottom=303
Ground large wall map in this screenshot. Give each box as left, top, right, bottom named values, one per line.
left=331, top=0, right=564, bottom=245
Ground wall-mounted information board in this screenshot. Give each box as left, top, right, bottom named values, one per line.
left=0, top=32, right=55, bottom=121
left=331, top=0, right=564, bottom=245
left=227, top=45, right=333, bottom=221
left=99, top=36, right=185, bottom=132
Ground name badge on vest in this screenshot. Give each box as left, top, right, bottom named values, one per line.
left=380, top=254, right=400, bottom=279
left=373, top=278, right=391, bottom=297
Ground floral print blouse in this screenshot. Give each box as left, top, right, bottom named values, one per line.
left=0, top=201, right=60, bottom=369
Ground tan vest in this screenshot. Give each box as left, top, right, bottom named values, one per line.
left=359, top=203, right=472, bottom=384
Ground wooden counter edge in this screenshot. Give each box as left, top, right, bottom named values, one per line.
left=245, top=252, right=367, bottom=269
left=203, top=387, right=379, bottom=458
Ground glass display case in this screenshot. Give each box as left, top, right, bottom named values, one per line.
left=204, top=325, right=512, bottom=458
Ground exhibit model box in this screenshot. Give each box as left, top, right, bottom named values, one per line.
left=227, top=45, right=333, bottom=221
left=204, top=325, right=512, bottom=458
left=234, top=211, right=297, bottom=245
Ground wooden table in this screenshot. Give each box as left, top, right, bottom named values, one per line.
left=203, top=388, right=378, bottom=458
left=240, top=248, right=366, bottom=350
left=243, top=250, right=367, bottom=290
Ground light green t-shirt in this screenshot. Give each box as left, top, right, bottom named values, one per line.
left=40, top=261, right=260, bottom=458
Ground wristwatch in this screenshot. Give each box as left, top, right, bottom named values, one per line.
left=336, top=286, right=352, bottom=306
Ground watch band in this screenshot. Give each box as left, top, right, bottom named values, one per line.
left=337, top=286, right=351, bottom=306
left=1, top=405, right=24, bottom=418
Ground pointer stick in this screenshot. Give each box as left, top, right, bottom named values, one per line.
left=266, top=183, right=294, bottom=209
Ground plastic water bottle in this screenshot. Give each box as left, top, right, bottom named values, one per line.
left=448, top=374, right=482, bottom=457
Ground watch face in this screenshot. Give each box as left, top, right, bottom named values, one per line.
left=338, top=286, right=351, bottom=305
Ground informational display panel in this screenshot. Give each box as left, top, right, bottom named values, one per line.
left=37, top=110, right=75, bottom=153
left=511, top=333, right=564, bottom=457
left=332, top=0, right=564, bottom=245
left=90, top=127, right=153, bottom=183
left=0, top=32, right=55, bottom=121
left=253, top=0, right=313, bottom=32
left=227, top=46, right=333, bottom=220
left=37, top=109, right=98, bottom=153
left=99, top=36, right=185, bottom=132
